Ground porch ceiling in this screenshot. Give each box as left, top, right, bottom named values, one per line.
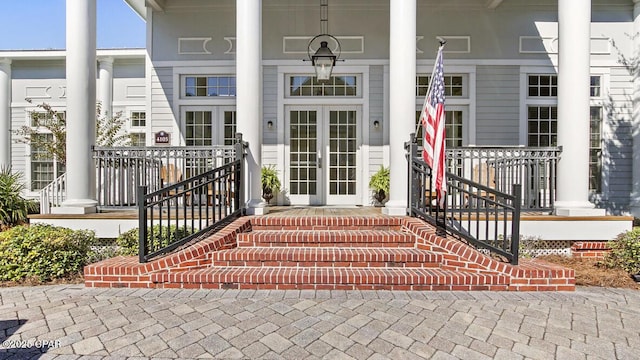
left=124, top=0, right=506, bottom=18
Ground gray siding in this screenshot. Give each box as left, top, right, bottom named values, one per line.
left=475, top=66, right=520, bottom=145
left=262, top=65, right=278, bottom=165
left=598, top=66, right=633, bottom=214
left=10, top=107, right=27, bottom=175
left=149, top=66, right=175, bottom=136
left=368, top=65, right=385, bottom=178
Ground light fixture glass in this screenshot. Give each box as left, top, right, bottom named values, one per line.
left=306, top=0, right=341, bottom=80
left=312, top=41, right=336, bottom=80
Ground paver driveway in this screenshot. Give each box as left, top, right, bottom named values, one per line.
left=1, top=285, right=639, bottom=359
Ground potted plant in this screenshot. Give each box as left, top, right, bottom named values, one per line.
left=261, top=165, right=281, bottom=204
left=369, top=166, right=390, bottom=206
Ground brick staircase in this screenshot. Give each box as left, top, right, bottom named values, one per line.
left=85, top=215, right=575, bottom=291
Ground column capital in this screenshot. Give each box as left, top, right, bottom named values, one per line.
left=98, top=57, right=114, bottom=68
left=0, top=58, right=11, bottom=67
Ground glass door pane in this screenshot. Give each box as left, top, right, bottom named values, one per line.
left=325, top=108, right=359, bottom=205
left=288, top=109, right=321, bottom=204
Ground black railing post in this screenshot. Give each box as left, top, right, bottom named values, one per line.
left=235, top=133, right=246, bottom=215
left=138, top=185, right=148, bottom=263
left=406, top=133, right=418, bottom=215
left=510, top=183, right=522, bottom=265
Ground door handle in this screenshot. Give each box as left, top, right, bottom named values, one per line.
left=317, top=152, right=322, bottom=169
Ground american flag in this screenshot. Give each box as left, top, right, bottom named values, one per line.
left=420, top=46, right=446, bottom=205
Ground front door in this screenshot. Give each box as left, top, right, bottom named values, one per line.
left=286, top=106, right=360, bottom=205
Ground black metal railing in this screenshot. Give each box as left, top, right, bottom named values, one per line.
left=408, top=134, right=522, bottom=264
left=137, top=134, right=246, bottom=263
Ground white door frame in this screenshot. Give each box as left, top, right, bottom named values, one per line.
left=179, top=105, right=236, bottom=146
left=284, top=104, right=362, bottom=205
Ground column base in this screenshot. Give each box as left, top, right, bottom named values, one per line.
left=554, top=201, right=606, bottom=216
left=245, top=198, right=269, bottom=215
left=52, top=199, right=98, bottom=214
left=382, top=200, right=408, bottom=216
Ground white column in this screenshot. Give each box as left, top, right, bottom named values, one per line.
left=555, top=0, right=604, bottom=216
left=383, top=0, right=416, bottom=216
left=631, top=0, right=640, bottom=217
left=98, top=57, right=114, bottom=118
left=58, top=0, right=98, bottom=213
left=0, top=59, right=11, bottom=169
left=236, top=0, right=266, bottom=214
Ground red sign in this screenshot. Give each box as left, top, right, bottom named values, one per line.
left=154, top=131, right=170, bottom=144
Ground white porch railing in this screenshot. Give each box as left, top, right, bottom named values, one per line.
left=39, top=172, right=67, bottom=214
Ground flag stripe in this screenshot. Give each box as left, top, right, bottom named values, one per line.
left=420, top=46, right=447, bottom=206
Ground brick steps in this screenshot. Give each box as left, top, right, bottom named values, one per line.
left=85, top=215, right=576, bottom=291
left=237, top=230, right=414, bottom=248
left=151, top=266, right=510, bottom=291
left=210, top=247, right=443, bottom=268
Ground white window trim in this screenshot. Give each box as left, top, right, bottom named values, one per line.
left=172, top=66, right=237, bottom=146
left=284, top=74, right=363, bottom=99
left=180, top=105, right=237, bottom=146
left=519, top=66, right=610, bottom=196
left=24, top=106, right=65, bottom=195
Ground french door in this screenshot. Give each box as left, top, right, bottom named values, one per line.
left=181, top=106, right=236, bottom=176
left=285, top=105, right=361, bottom=205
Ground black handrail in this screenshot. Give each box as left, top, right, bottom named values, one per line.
left=407, top=133, right=522, bottom=265
left=137, top=134, right=247, bottom=263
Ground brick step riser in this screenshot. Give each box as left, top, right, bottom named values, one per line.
left=237, top=241, right=415, bottom=248
left=152, top=273, right=510, bottom=288
left=211, top=261, right=441, bottom=268
left=250, top=225, right=402, bottom=231
left=155, top=283, right=512, bottom=291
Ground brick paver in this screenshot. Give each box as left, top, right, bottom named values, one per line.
left=0, top=285, right=638, bottom=359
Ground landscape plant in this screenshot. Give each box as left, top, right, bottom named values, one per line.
left=603, top=228, right=640, bottom=275
left=369, top=166, right=390, bottom=205
left=116, top=225, right=193, bottom=256
left=15, top=100, right=132, bottom=166
left=0, top=224, right=95, bottom=281
left=261, top=165, right=281, bottom=204
left=0, top=167, right=38, bottom=228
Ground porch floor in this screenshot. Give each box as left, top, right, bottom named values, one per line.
left=29, top=206, right=633, bottom=241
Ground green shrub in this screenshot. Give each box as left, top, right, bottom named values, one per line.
left=603, top=228, right=640, bottom=274
left=116, top=225, right=193, bottom=256
left=0, top=167, right=38, bottom=227
left=0, top=224, right=95, bottom=281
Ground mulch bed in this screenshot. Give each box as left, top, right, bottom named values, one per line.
left=539, top=255, right=640, bottom=290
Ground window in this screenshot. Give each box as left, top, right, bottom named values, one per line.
left=416, top=75, right=464, bottom=97
left=223, top=111, right=237, bottom=146
left=130, top=133, right=146, bottom=147
left=414, top=110, right=464, bottom=148
left=185, top=76, right=236, bottom=97
left=590, top=76, right=601, bottom=97
left=185, top=111, right=213, bottom=146
left=130, top=111, right=146, bottom=127
left=525, top=73, right=603, bottom=192
left=289, top=75, right=357, bottom=97
left=28, top=111, right=65, bottom=191
left=527, top=106, right=557, bottom=147
left=528, top=74, right=557, bottom=97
